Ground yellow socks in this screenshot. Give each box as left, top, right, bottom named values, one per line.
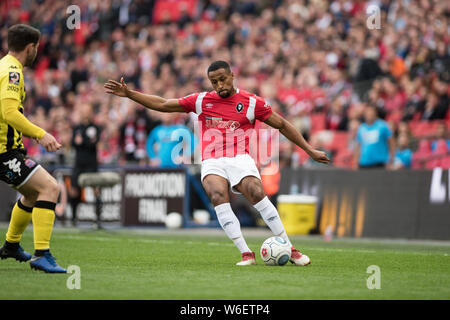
left=32, top=201, right=56, bottom=250
left=5, top=200, right=33, bottom=244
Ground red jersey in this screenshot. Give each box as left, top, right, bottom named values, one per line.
left=178, top=88, right=273, bottom=160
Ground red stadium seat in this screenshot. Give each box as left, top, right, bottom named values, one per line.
left=425, top=158, right=440, bottom=169
left=409, top=121, right=442, bottom=138
left=411, top=158, right=422, bottom=169
left=411, top=139, right=432, bottom=169
left=386, top=110, right=403, bottom=124
left=330, top=132, right=349, bottom=152
left=433, top=139, right=449, bottom=156
left=310, top=113, right=326, bottom=134
left=333, top=149, right=353, bottom=168
left=440, top=156, right=450, bottom=169
left=416, top=139, right=432, bottom=155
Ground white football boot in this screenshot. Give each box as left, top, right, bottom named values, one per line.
left=236, top=252, right=256, bottom=266
left=290, top=246, right=311, bottom=266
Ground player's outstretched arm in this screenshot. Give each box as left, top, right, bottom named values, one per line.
left=264, top=112, right=330, bottom=164
left=104, top=77, right=183, bottom=113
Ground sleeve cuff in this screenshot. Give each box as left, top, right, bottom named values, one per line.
left=36, top=129, right=46, bottom=140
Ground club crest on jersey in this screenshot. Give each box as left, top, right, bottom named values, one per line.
left=236, top=102, right=244, bottom=113
left=9, top=72, right=20, bottom=85
left=24, top=159, right=36, bottom=168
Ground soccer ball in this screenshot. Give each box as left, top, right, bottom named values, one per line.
left=260, top=236, right=291, bottom=266
left=193, top=210, right=210, bottom=224
left=165, top=212, right=183, bottom=229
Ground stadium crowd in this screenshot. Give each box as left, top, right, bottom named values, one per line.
left=0, top=0, right=449, bottom=169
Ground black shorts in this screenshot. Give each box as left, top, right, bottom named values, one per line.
left=0, top=149, right=40, bottom=188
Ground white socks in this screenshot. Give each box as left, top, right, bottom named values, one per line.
left=253, top=196, right=292, bottom=247
left=215, top=198, right=292, bottom=254
left=215, top=203, right=250, bottom=253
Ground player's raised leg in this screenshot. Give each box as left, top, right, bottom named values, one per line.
left=235, top=176, right=310, bottom=266
left=17, top=167, right=66, bottom=273
left=202, top=174, right=255, bottom=265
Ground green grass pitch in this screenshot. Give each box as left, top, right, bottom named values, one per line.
left=0, top=226, right=449, bottom=300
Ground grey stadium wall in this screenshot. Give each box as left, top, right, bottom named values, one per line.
left=1, top=167, right=449, bottom=240
left=279, top=168, right=450, bottom=240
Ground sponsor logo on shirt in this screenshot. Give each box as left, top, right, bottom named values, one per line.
left=24, top=159, right=36, bottom=168
left=205, top=117, right=241, bottom=131
left=9, top=72, right=20, bottom=85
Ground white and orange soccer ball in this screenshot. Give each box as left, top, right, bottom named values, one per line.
left=165, top=212, right=183, bottom=229
left=260, top=236, right=291, bottom=266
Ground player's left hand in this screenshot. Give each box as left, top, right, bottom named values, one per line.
left=37, top=133, right=62, bottom=152
left=308, top=149, right=330, bottom=164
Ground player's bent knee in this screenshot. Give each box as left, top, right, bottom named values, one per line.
left=247, top=183, right=265, bottom=203
left=22, top=192, right=39, bottom=207
left=49, top=179, right=61, bottom=195
left=40, top=177, right=60, bottom=200
left=209, top=190, right=228, bottom=206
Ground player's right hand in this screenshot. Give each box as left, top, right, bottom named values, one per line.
left=37, top=133, right=62, bottom=152
left=104, top=77, right=129, bottom=97
left=309, top=149, right=330, bottom=164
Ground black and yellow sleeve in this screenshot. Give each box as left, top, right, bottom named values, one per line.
left=0, top=69, right=46, bottom=139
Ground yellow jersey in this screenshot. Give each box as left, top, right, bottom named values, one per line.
left=0, top=54, right=45, bottom=154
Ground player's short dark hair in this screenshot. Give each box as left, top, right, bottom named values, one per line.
left=7, top=24, right=41, bottom=52
left=207, top=60, right=231, bottom=74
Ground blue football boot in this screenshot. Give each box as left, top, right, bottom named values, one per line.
left=30, top=252, right=67, bottom=273
left=0, top=244, right=32, bottom=262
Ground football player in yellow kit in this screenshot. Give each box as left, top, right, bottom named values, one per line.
left=0, top=24, right=66, bottom=273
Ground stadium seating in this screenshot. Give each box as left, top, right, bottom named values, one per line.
left=434, top=139, right=449, bottom=156
left=409, top=121, right=442, bottom=138
left=310, top=113, right=327, bottom=134
left=411, top=139, right=432, bottom=169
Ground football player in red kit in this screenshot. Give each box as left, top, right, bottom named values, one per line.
left=105, top=60, right=329, bottom=266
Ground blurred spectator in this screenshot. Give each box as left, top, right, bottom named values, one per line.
left=69, top=103, right=101, bottom=226
left=326, top=96, right=348, bottom=131
left=396, top=120, right=418, bottom=151
left=421, top=92, right=448, bottom=121
left=347, top=118, right=361, bottom=153
left=431, top=122, right=450, bottom=152
left=391, top=133, right=413, bottom=169
left=146, top=113, right=197, bottom=168
left=354, top=105, right=395, bottom=169
left=119, top=107, right=160, bottom=164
